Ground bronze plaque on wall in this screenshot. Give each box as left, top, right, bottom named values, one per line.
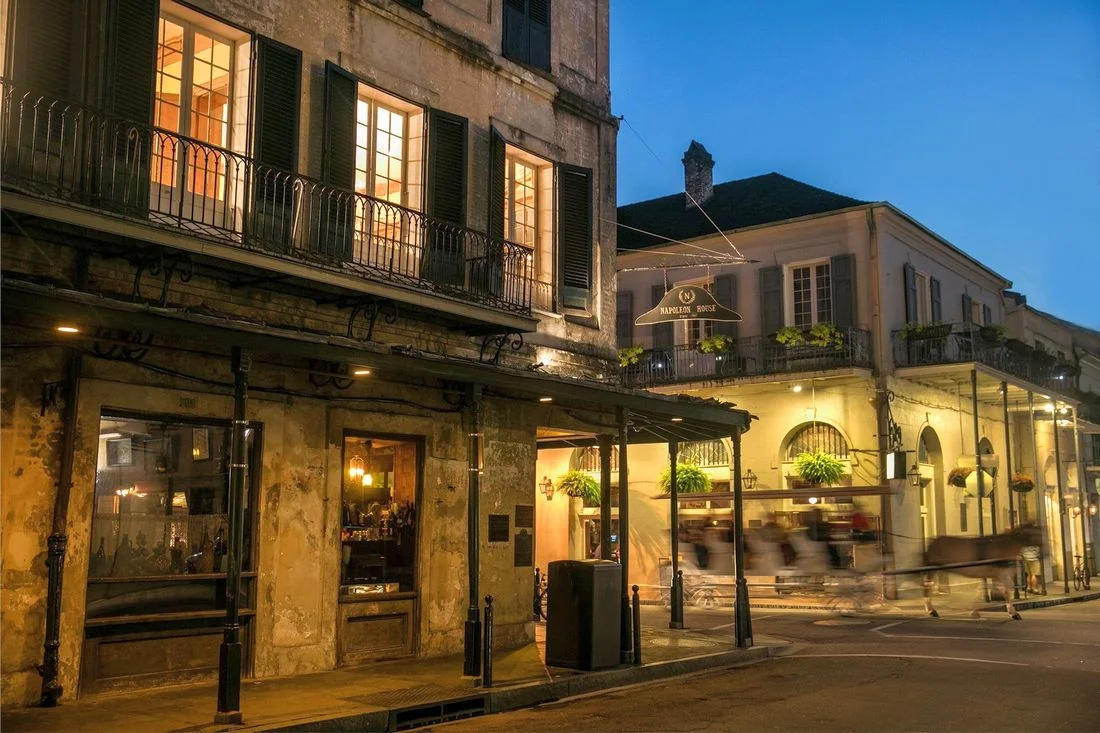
left=515, top=504, right=534, bottom=529
left=514, top=529, right=533, bottom=567
left=488, top=514, right=509, bottom=543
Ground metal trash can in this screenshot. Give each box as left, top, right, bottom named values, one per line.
left=545, top=559, right=621, bottom=670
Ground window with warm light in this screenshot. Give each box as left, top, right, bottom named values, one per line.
left=504, top=145, right=553, bottom=308
left=787, top=260, right=832, bottom=328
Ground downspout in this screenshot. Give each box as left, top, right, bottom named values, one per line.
left=867, top=207, right=893, bottom=567
left=38, top=251, right=89, bottom=706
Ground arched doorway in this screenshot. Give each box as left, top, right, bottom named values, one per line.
left=918, top=427, right=945, bottom=549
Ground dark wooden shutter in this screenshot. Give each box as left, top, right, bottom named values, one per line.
left=488, top=127, right=507, bottom=241
left=903, top=263, right=917, bottom=322
left=930, top=276, right=942, bottom=323
left=502, top=0, right=529, bottom=63
left=982, top=303, right=992, bottom=326
left=426, top=109, right=468, bottom=226
left=528, top=0, right=551, bottom=70
left=251, top=36, right=302, bottom=250
left=558, top=163, right=593, bottom=307
left=8, top=0, right=79, bottom=98
left=318, top=61, right=357, bottom=262
left=961, top=294, right=973, bottom=324
left=616, top=291, right=634, bottom=347
left=422, top=109, right=468, bottom=287
left=712, top=273, right=738, bottom=339
left=104, top=0, right=157, bottom=123
left=652, top=285, right=673, bottom=349
left=830, top=254, right=855, bottom=329
left=759, top=266, right=783, bottom=336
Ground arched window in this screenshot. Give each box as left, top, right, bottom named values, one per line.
left=680, top=439, right=730, bottom=468
left=784, top=423, right=849, bottom=460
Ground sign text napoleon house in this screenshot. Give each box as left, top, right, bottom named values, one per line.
left=635, top=285, right=742, bottom=325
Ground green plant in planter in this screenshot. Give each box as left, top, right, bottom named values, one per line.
left=792, top=450, right=845, bottom=486
left=697, top=334, right=735, bottom=354
left=899, top=322, right=929, bottom=341
left=948, top=466, right=972, bottom=489
left=807, top=323, right=845, bottom=351
left=656, top=462, right=712, bottom=494
left=774, top=326, right=805, bottom=347
left=618, top=346, right=644, bottom=367
left=1010, top=473, right=1035, bottom=493
left=978, top=324, right=1005, bottom=343
left=556, top=471, right=600, bottom=503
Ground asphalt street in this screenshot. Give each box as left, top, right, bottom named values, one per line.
left=428, top=601, right=1100, bottom=732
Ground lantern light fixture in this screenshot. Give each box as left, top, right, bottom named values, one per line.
left=540, top=475, right=554, bottom=501
left=742, top=469, right=757, bottom=490
left=908, top=463, right=922, bottom=487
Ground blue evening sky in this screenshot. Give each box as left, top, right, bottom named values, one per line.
left=610, top=0, right=1100, bottom=329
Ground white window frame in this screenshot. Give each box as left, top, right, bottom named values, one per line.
left=676, top=276, right=713, bottom=346
left=914, top=270, right=932, bottom=323
left=784, top=259, right=833, bottom=328
left=504, top=143, right=554, bottom=312
left=971, top=299, right=984, bottom=325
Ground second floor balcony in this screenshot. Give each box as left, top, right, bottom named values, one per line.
left=620, top=328, right=872, bottom=389
left=0, top=81, right=537, bottom=322
left=892, top=323, right=1077, bottom=394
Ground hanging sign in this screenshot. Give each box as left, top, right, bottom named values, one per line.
left=635, top=285, right=742, bottom=325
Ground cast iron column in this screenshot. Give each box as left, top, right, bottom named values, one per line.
left=668, top=441, right=683, bottom=629
left=732, top=427, right=753, bottom=648
left=216, top=347, right=250, bottom=723
left=463, top=384, right=484, bottom=676
left=1002, top=382, right=1018, bottom=599
left=598, top=434, right=613, bottom=560
left=1028, top=391, right=1048, bottom=592
left=39, top=349, right=83, bottom=707
left=1072, top=410, right=1091, bottom=576
left=971, top=369, right=986, bottom=537
left=1053, top=402, right=1070, bottom=593
left=617, top=408, right=632, bottom=663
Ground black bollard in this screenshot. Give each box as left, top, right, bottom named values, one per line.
left=631, top=585, right=642, bottom=665
left=482, top=595, right=494, bottom=688
left=533, top=568, right=541, bottom=621
left=670, top=569, right=684, bottom=629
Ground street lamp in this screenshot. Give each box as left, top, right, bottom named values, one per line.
left=908, top=463, right=921, bottom=487
left=742, top=469, right=757, bottom=490
left=540, top=475, right=554, bottom=501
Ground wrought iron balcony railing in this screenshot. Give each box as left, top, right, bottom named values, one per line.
left=891, top=324, right=1077, bottom=393
left=620, top=328, right=872, bottom=388
left=0, top=80, right=534, bottom=316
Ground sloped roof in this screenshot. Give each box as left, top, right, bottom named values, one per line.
left=617, top=172, right=868, bottom=251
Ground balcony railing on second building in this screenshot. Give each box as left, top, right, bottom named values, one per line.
left=620, top=328, right=872, bottom=388
left=0, top=80, right=535, bottom=316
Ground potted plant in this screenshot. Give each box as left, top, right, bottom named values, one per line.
left=978, top=323, right=1005, bottom=344
left=807, top=323, right=845, bottom=351
left=556, top=470, right=600, bottom=504
left=697, top=333, right=735, bottom=354
left=1010, top=473, right=1035, bottom=493
left=657, top=462, right=712, bottom=494
left=618, top=345, right=644, bottom=368
left=792, top=450, right=845, bottom=487
left=774, top=326, right=805, bottom=347
left=948, top=466, right=972, bottom=489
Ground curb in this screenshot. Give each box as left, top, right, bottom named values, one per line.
left=243, top=646, right=775, bottom=732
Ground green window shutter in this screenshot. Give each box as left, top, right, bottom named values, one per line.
left=930, top=277, right=942, bottom=323
left=830, top=254, right=856, bottom=329
left=528, top=0, right=551, bottom=71
left=651, top=285, right=673, bottom=349
left=712, top=273, right=738, bottom=339
left=558, top=163, right=593, bottom=307
left=104, top=0, right=157, bottom=123
left=616, top=291, right=634, bottom=348
left=319, top=61, right=357, bottom=262
left=8, top=0, right=80, bottom=98
left=426, top=109, right=468, bottom=227
left=502, top=0, right=529, bottom=63
left=903, top=263, right=917, bottom=323
left=961, top=294, right=973, bottom=324
left=254, top=36, right=302, bottom=173
left=982, top=303, right=992, bottom=326
left=759, top=266, right=783, bottom=336
left=488, top=127, right=507, bottom=241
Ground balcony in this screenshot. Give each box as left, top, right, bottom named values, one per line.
left=620, top=328, right=872, bottom=389
left=892, top=324, right=1077, bottom=394
left=0, top=81, right=535, bottom=319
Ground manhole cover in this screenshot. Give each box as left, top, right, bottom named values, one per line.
left=813, top=618, right=871, bottom=626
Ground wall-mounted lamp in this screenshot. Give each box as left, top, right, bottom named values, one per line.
left=742, top=469, right=757, bottom=490
left=540, top=475, right=554, bottom=501
left=908, top=463, right=922, bottom=487
left=1089, top=502, right=1098, bottom=517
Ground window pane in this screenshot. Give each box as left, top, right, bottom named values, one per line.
left=792, top=266, right=811, bottom=328
left=815, top=263, right=832, bottom=325
left=341, top=436, right=418, bottom=593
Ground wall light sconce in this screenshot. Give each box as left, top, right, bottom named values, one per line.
left=349, top=455, right=365, bottom=481
left=908, top=463, right=922, bottom=487
left=742, top=469, right=757, bottom=490
left=540, top=475, right=554, bottom=501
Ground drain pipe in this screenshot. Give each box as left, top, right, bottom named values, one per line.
left=38, top=252, right=88, bottom=706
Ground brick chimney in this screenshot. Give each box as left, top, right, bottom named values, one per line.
left=682, top=140, right=714, bottom=209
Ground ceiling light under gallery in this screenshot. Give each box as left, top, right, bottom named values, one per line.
left=56, top=325, right=80, bottom=333
left=539, top=396, right=553, bottom=403
left=791, top=384, right=803, bottom=393
left=353, top=369, right=371, bottom=376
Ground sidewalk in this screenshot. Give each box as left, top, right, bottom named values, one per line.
left=0, top=623, right=785, bottom=733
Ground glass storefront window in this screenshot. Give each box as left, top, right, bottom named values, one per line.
left=341, top=435, right=419, bottom=595
left=86, top=414, right=258, bottom=618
